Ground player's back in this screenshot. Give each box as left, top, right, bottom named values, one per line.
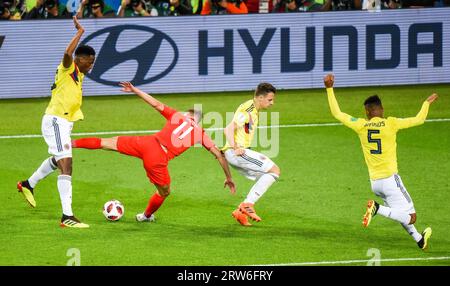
left=154, top=107, right=214, bottom=160
left=355, top=117, right=401, bottom=180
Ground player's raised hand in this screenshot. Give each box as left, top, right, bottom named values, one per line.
left=427, top=93, right=438, bottom=104
left=324, top=74, right=334, bottom=88
left=120, top=81, right=136, bottom=93
left=73, top=16, right=84, bottom=33
left=224, top=178, right=236, bottom=194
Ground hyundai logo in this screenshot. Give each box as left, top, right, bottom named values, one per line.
left=81, top=25, right=178, bottom=86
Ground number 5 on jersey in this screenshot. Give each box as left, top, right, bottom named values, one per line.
left=368, top=129, right=382, bottom=154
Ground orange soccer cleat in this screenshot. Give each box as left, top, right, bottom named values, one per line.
left=362, top=200, right=378, bottom=228
left=239, top=202, right=261, bottom=222
left=232, top=209, right=252, bottom=226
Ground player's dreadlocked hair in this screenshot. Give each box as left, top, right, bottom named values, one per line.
left=75, top=45, right=96, bottom=57
left=364, top=95, right=382, bottom=108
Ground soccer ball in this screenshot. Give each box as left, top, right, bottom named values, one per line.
left=102, top=200, right=125, bottom=221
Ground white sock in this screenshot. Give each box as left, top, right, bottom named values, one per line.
left=57, top=175, right=73, bottom=216
left=377, top=205, right=411, bottom=225
left=401, top=223, right=423, bottom=242
left=28, top=157, right=57, bottom=188
left=244, top=173, right=278, bottom=204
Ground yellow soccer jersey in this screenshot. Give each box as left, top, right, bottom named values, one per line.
left=45, top=61, right=85, bottom=122
left=327, top=88, right=430, bottom=180
left=223, top=99, right=259, bottom=150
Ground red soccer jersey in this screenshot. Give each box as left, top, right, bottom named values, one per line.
left=154, top=105, right=215, bottom=160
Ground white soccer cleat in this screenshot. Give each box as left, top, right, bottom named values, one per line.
left=135, top=213, right=156, bottom=222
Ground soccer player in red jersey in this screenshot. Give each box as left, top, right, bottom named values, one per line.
left=72, top=82, right=236, bottom=222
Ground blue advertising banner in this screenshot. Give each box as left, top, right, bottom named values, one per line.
left=0, top=8, right=449, bottom=98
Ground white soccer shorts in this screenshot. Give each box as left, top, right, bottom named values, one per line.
left=370, top=174, right=416, bottom=214
left=224, top=149, right=275, bottom=181
left=41, top=114, right=73, bottom=161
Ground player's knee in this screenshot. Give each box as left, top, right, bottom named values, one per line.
left=269, top=165, right=280, bottom=177
left=61, top=165, right=72, bottom=175
left=57, top=158, right=72, bottom=175
left=409, top=213, right=417, bottom=224
left=157, top=185, right=171, bottom=197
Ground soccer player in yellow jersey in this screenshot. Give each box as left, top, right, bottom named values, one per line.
left=17, top=17, right=95, bottom=228
left=324, top=74, right=438, bottom=250
left=223, top=83, right=281, bottom=226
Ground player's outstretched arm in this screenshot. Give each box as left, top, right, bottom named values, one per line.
left=324, top=74, right=354, bottom=122
left=396, top=93, right=439, bottom=130
left=209, top=146, right=236, bottom=194
left=63, top=16, right=85, bottom=69
left=120, top=82, right=164, bottom=112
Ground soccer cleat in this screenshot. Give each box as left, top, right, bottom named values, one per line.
left=17, top=181, right=36, bottom=208
left=60, top=215, right=89, bottom=228
left=135, top=213, right=156, bottom=222
left=362, top=200, right=378, bottom=228
left=417, top=227, right=432, bottom=250
left=232, top=209, right=252, bottom=226
left=239, top=202, right=261, bottom=222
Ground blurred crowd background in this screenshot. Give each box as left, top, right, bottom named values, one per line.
left=1, top=0, right=449, bottom=20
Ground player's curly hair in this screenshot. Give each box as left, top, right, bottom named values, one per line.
left=75, top=45, right=96, bottom=57
left=364, top=95, right=382, bottom=107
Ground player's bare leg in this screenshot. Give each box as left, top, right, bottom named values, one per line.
left=399, top=212, right=432, bottom=250
left=136, top=184, right=170, bottom=223
left=239, top=164, right=280, bottom=222
left=100, top=137, right=118, bottom=151
left=57, top=157, right=88, bottom=228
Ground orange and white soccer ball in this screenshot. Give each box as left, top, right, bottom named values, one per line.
left=103, top=200, right=125, bottom=221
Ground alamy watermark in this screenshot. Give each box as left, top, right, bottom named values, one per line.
left=66, top=248, right=81, bottom=266
left=181, top=104, right=280, bottom=158
left=366, top=248, right=381, bottom=266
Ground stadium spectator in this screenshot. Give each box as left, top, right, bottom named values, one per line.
left=243, top=0, right=275, bottom=13
left=0, top=0, right=25, bottom=20
left=145, top=0, right=170, bottom=15
left=380, top=0, right=402, bottom=8
left=117, top=0, right=151, bottom=17
left=271, top=0, right=331, bottom=12
left=323, top=73, right=438, bottom=250
left=76, top=0, right=115, bottom=18
left=168, top=0, right=193, bottom=15
left=332, top=0, right=361, bottom=10
left=402, top=0, right=434, bottom=7
left=224, top=83, right=281, bottom=227
left=201, top=0, right=248, bottom=14
left=26, top=0, right=71, bottom=19
left=191, top=0, right=205, bottom=13
left=17, top=17, right=96, bottom=228
left=72, top=82, right=236, bottom=223
left=0, top=1, right=11, bottom=20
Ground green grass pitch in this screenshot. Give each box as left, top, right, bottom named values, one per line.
left=0, top=83, right=449, bottom=266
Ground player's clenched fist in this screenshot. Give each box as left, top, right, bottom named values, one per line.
left=324, top=74, right=334, bottom=88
